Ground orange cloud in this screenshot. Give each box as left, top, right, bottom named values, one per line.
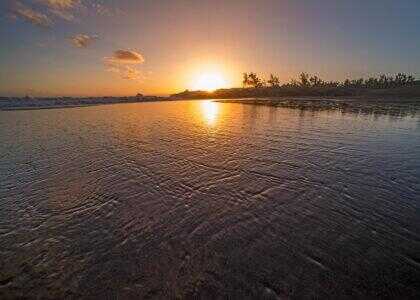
left=71, top=34, right=98, bottom=48
left=104, top=50, right=145, bottom=81
left=106, top=50, right=145, bottom=64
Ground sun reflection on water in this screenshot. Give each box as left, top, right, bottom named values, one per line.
left=200, top=101, right=219, bottom=126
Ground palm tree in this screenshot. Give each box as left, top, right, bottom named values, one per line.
left=248, top=72, right=263, bottom=88
left=299, top=73, right=310, bottom=87
left=343, top=79, right=351, bottom=88
left=350, top=78, right=364, bottom=88
left=242, top=73, right=251, bottom=88
left=407, top=75, right=415, bottom=85
left=267, top=74, right=280, bottom=87
left=309, top=75, right=324, bottom=87
left=365, top=77, right=376, bottom=89
left=379, top=74, right=389, bottom=88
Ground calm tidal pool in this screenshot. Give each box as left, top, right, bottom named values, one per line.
left=1, top=100, right=419, bottom=298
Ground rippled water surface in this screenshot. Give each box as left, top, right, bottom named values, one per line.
left=1, top=101, right=420, bottom=299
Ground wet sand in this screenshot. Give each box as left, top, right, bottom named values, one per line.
left=216, top=97, right=420, bottom=117
left=1, top=101, right=419, bottom=298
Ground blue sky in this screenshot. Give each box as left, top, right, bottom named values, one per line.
left=0, top=0, right=419, bottom=96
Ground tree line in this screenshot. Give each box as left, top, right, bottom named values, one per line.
left=242, top=72, right=416, bottom=89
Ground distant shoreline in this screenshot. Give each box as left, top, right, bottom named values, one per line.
left=0, top=96, right=170, bottom=111
left=2, top=85, right=420, bottom=112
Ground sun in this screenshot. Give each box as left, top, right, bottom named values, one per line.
left=192, top=72, right=227, bottom=92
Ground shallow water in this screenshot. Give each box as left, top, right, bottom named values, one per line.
left=0, top=100, right=419, bottom=299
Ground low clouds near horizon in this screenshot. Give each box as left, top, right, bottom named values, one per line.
left=104, top=50, right=145, bottom=81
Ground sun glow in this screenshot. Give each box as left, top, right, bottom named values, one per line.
left=192, top=72, right=227, bottom=92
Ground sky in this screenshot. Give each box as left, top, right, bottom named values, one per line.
left=0, top=0, right=419, bottom=97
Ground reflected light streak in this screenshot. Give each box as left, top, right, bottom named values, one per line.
left=200, top=101, right=219, bottom=126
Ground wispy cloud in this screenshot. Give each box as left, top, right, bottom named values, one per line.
left=38, top=0, right=81, bottom=21
left=39, top=0, right=79, bottom=10
left=107, top=65, right=142, bottom=81
left=104, top=49, right=145, bottom=81
left=91, top=3, right=112, bottom=17
left=9, top=0, right=123, bottom=27
left=81, top=2, right=124, bottom=18
left=47, top=8, right=75, bottom=21
left=11, top=2, right=52, bottom=27
left=70, top=34, right=98, bottom=48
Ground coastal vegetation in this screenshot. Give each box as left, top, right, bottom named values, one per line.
left=171, top=72, right=419, bottom=100
left=242, top=72, right=416, bottom=89
left=207, top=73, right=420, bottom=117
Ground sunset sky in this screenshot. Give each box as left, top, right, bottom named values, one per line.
left=1, top=0, right=419, bottom=97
